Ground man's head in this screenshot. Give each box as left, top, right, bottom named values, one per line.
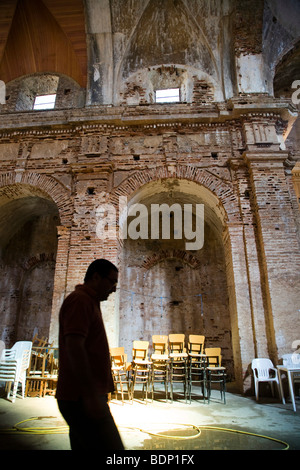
left=84, top=259, right=118, bottom=301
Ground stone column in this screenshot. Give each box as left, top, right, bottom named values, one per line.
left=49, top=225, right=71, bottom=345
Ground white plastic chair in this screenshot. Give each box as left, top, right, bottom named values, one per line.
left=0, top=341, right=32, bottom=402
left=0, top=340, right=5, bottom=360
left=0, top=358, right=19, bottom=401
left=251, top=358, right=281, bottom=401
left=1, top=341, right=32, bottom=361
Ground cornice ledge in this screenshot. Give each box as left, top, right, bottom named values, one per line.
left=242, top=150, right=289, bottom=166
left=0, top=98, right=297, bottom=136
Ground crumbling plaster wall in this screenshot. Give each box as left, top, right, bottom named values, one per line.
left=85, top=0, right=236, bottom=105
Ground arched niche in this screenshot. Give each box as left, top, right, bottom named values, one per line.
left=117, top=178, right=234, bottom=379
left=3, top=73, right=85, bottom=113
left=0, top=183, right=60, bottom=346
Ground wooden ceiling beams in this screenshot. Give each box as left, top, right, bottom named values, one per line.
left=0, top=0, right=87, bottom=87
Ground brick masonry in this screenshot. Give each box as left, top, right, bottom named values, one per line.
left=0, top=0, right=299, bottom=394
left=0, top=99, right=299, bottom=392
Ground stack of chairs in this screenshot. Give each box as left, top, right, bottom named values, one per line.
left=188, top=335, right=207, bottom=403
left=168, top=334, right=188, bottom=402
left=110, top=347, right=132, bottom=403
left=110, top=336, right=226, bottom=405
left=151, top=335, right=169, bottom=402
left=0, top=341, right=32, bottom=403
left=131, top=341, right=152, bottom=402
left=25, top=334, right=57, bottom=397
left=205, top=347, right=226, bottom=404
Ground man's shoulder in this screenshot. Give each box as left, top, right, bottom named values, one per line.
left=66, top=284, right=93, bottom=299
left=61, top=285, right=92, bottom=309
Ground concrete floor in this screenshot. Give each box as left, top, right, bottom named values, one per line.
left=0, top=385, right=300, bottom=452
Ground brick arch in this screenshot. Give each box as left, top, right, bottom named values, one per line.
left=21, top=253, right=56, bottom=272
left=110, top=165, right=240, bottom=225
left=0, top=171, right=73, bottom=227
left=139, top=249, right=201, bottom=271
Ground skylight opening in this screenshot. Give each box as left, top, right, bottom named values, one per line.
left=33, top=94, right=56, bottom=110
left=155, top=88, right=180, bottom=103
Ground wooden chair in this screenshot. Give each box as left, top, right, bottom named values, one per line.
left=26, top=335, right=57, bottom=397
left=169, top=334, right=187, bottom=356
left=110, top=347, right=132, bottom=402
left=188, top=335, right=205, bottom=356
left=151, top=335, right=168, bottom=356
left=205, top=347, right=222, bottom=367
left=205, top=347, right=226, bottom=404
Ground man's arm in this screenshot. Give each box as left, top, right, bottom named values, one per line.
left=64, top=334, right=106, bottom=417
left=64, top=334, right=94, bottom=392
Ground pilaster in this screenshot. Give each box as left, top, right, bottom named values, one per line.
left=49, top=225, right=71, bottom=345
left=244, top=151, right=300, bottom=360
left=223, top=224, right=256, bottom=392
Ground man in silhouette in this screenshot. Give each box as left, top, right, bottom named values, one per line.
left=56, top=259, right=124, bottom=450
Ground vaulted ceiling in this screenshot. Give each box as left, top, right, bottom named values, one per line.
left=0, top=0, right=87, bottom=87
left=0, top=0, right=299, bottom=96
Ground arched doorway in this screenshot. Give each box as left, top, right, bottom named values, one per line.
left=117, top=177, right=234, bottom=380
left=0, top=183, right=60, bottom=346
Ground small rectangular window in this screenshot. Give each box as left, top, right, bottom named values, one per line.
left=33, top=94, right=56, bottom=110
left=155, top=88, right=180, bottom=103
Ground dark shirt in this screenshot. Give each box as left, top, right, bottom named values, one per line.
left=56, top=284, right=114, bottom=401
